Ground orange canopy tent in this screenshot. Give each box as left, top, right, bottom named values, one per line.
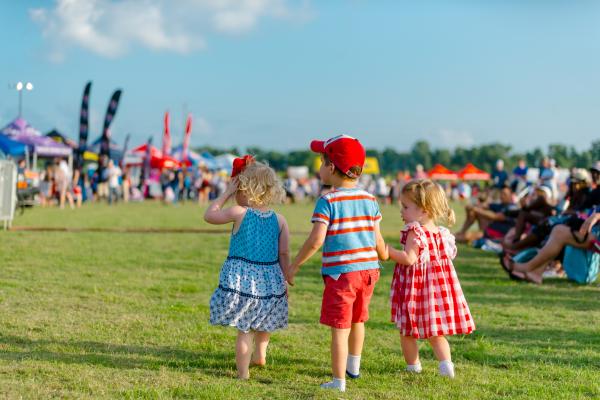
left=457, top=163, right=490, bottom=181
left=427, top=164, right=458, bottom=180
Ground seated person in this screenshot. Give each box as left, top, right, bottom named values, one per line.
left=504, top=169, right=594, bottom=253
left=503, top=185, right=555, bottom=251
left=455, top=186, right=517, bottom=243
left=502, top=166, right=600, bottom=283
left=506, top=211, right=599, bottom=284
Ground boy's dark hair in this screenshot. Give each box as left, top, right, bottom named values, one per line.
left=323, top=153, right=362, bottom=180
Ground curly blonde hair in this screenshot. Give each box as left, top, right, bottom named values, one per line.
left=402, top=179, right=456, bottom=226
left=237, top=161, right=285, bottom=207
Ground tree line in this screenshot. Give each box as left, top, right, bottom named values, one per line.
left=194, top=140, right=600, bottom=176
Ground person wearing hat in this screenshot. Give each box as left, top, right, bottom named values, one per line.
left=503, top=169, right=592, bottom=257
left=504, top=168, right=600, bottom=283
left=590, top=161, right=600, bottom=189
left=286, top=134, right=387, bottom=392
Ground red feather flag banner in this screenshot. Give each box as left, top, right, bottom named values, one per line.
left=182, top=114, right=192, bottom=162
left=162, top=111, right=171, bottom=156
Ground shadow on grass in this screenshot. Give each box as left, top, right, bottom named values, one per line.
left=459, top=326, right=600, bottom=369
left=0, top=334, right=324, bottom=379
left=0, top=334, right=232, bottom=375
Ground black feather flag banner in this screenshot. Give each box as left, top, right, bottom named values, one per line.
left=75, top=81, right=92, bottom=170
left=100, top=89, right=122, bottom=159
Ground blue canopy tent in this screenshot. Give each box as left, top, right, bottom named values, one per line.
left=200, top=151, right=218, bottom=170
left=87, top=136, right=123, bottom=162
left=0, top=133, right=27, bottom=157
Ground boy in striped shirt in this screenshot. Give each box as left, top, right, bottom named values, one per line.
left=287, top=134, right=387, bottom=392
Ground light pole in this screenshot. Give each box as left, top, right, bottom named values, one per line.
left=15, top=81, right=33, bottom=118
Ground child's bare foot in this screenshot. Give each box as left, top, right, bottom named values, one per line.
left=237, top=371, right=250, bottom=380
left=250, top=358, right=266, bottom=367
left=454, top=232, right=467, bottom=243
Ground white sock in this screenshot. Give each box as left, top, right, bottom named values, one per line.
left=320, top=378, right=346, bottom=392
left=439, top=360, right=455, bottom=378
left=406, top=362, right=422, bottom=373
left=346, top=354, right=361, bottom=376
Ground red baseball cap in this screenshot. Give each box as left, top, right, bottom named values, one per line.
left=310, top=134, right=365, bottom=178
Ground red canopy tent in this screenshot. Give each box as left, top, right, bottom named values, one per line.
left=457, top=163, right=490, bottom=181
left=129, top=144, right=181, bottom=169
left=427, top=164, right=458, bottom=180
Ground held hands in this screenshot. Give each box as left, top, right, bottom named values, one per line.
left=285, top=263, right=299, bottom=286
left=379, top=244, right=390, bottom=261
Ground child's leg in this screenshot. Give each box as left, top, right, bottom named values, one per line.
left=251, top=331, right=270, bottom=366
left=236, top=330, right=254, bottom=379
left=428, top=335, right=451, bottom=362
left=331, top=327, right=351, bottom=379
left=400, top=335, right=420, bottom=365
left=348, top=322, right=364, bottom=355
left=347, top=322, right=364, bottom=377
left=428, top=335, right=455, bottom=378
left=320, top=327, right=350, bottom=391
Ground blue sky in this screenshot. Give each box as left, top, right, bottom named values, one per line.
left=1, top=1, right=599, bottom=152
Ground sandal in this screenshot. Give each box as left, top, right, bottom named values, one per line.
left=499, top=253, right=523, bottom=281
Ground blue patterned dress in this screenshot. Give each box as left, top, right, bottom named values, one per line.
left=209, top=208, right=288, bottom=332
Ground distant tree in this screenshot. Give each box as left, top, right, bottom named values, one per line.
left=194, top=140, right=598, bottom=176
left=411, top=141, right=432, bottom=170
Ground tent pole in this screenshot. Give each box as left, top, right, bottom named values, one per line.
left=33, top=151, right=37, bottom=171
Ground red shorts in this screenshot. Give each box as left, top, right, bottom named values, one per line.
left=320, top=269, right=380, bottom=329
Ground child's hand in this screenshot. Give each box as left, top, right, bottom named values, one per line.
left=224, top=177, right=239, bottom=197
left=380, top=244, right=390, bottom=261
left=286, top=264, right=298, bottom=286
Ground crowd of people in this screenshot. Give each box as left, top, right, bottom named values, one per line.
left=453, top=160, right=600, bottom=284
left=16, top=155, right=600, bottom=287
left=27, top=158, right=130, bottom=209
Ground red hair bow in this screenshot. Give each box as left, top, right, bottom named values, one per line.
left=231, top=155, right=255, bottom=177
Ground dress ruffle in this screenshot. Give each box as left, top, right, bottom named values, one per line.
left=209, top=258, right=288, bottom=332
left=401, top=222, right=429, bottom=264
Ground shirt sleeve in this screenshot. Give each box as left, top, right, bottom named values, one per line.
left=311, top=196, right=331, bottom=225
left=374, top=200, right=382, bottom=222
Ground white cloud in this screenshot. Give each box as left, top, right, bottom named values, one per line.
left=30, top=0, right=311, bottom=61
left=432, top=128, right=476, bottom=149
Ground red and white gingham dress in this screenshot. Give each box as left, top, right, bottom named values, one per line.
left=390, top=222, right=475, bottom=339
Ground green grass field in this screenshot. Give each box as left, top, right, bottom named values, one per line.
left=1, top=202, right=599, bottom=399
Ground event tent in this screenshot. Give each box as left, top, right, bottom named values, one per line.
left=214, top=154, right=236, bottom=172
left=1, top=118, right=72, bottom=159
left=0, top=133, right=27, bottom=157
left=457, top=163, right=490, bottom=181
left=87, top=136, right=123, bottom=162
left=128, top=144, right=181, bottom=169
left=45, top=129, right=77, bottom=148
left=427, top=164, right=458, bottom=180
left=171, top=145, right=204, bottom=166
left=1, top=117, right=72, bottom=169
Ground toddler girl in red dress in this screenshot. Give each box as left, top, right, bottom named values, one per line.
left=383, top=179, right=475, bottom=378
